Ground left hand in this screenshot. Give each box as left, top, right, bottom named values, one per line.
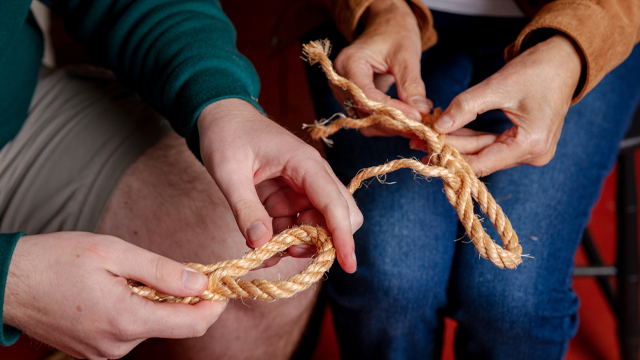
left=332, top=0, right=431, bottom=137
left=411, top=34, right=582, bottom=177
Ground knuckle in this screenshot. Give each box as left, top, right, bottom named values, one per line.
left=109, top=316, right=137, bottom=341
left=84, top=240, right=115, bottom=263
left=334, top=57, right=348, bottom=75
left=475, top=163, right=498, bottom=178
left=233, top=198, right=258, bottom=219
left=97, top=344, right=130, bottom=359
left=286, top=151, right=322, bottom=178
left=402, top=78, right=425, bottom=94
left=451, top=93, right=472, bottom=114
left=153, top=257, right=174, bottom=284
left=352, top=211, right=364, bottom=231
left=528, top=139, right=550, bottom=158
left=334, top=51, right=357, bottom=75
left=191, top=320, right=210, bottom=338
left=530, top=149, right=556, bottom=167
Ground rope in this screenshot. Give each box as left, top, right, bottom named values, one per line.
left=302, top=40, right=522, bottom=269
left=129, top=40, right=523, bottom=304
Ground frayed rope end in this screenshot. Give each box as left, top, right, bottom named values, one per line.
left=302, top=39, right=332, bottom=65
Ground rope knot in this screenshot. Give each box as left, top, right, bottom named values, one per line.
left=303, top=40, right=524, bottom=270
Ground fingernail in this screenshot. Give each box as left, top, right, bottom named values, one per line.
left=253, top=263, right=266, bottom=270
left=434, top=115, right=453, bottom=133
left=183, top=268, right=207, bottom=293
left=410, top=96, right=431, bottom=113
left=351, top=250, right=357, bottom=268
left=407, top=110, right=422, bottom=122
left=291, top=247, right=315, bottom=258
left=246, top=221, right=268, bottom=247
left=409, top=138, right=418, bottom=150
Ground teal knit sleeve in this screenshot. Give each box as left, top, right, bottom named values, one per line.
left=0, top=232, right=25, bottom=346
left=45, top=0, right=262, bottom=160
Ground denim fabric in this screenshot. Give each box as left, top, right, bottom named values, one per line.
left=304, top=11, right=640, bottom=360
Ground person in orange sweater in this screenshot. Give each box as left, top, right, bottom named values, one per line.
left=305, top=0, right=640, bottom=358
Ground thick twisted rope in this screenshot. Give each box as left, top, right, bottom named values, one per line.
left=130, top=226, right=335, bottom=303
left=303, top=39, right=523, bottom=269
left=130, top=40, right=524, bottom=305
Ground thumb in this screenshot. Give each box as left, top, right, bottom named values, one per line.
left=434, top=82, right=504, bottom=134
left=118, top=244, right=208, bottom=298
left=390, top=52, right=430, bottom=115
left=214, top=169, right=273, bottom=249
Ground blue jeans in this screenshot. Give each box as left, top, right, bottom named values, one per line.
left=304, top=11, right=640, bottom=360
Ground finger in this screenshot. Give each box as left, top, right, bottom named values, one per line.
left=296, top=208, right=326, bottom=227
left=127, top=293, right=227, bottom=339
left=114, top=244, right=209, bottom=298
left=273, top=216, right=296, bottom=234
left=445, top=133, right=499, bottom=154
left=262, top=186, right=313, bottom=218
left=323, top=162, right=363, bottom=233
left=252, top=255, right=284, bottom=270
left=360, top=123, right=413, bottom=138
left=255, top=178, right=286, bottom=203
left=214, top=166, right=273, bottom=248
left=373, top=73, right=396, bottom=94
left=409, top=136, right=429, bottom=153
left=345, top=58, right=422, bottom=121
left=434, top=82, right=506, bottom=134
left=455, top=127, right=525, bottom=177
left=287, top=244, right=317, bottom=258
left=289, top=160, right=357, bottom=273
left=389, top=50, right=430, bottom=115
left=448, top=127, right=492, bottom=136
left=287, top=210, right=323, bottom=259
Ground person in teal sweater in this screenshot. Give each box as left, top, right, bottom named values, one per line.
left=0, top=0, right=362, bottom=358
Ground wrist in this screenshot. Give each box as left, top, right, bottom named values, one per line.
left=363, top=0, right=409, bottom=21
left=358, top=0, right=418, bottom=39
left=2, top=234, right=30, bottom=330
left=197, top=98, right=262, bottom=135
left=526, top=32, right=584, bottom=98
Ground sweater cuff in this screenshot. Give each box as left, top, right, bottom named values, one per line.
left=407, top=0, right=437, bottom=51
left=329, top=0, right=436, bottom=51
left=505, top=0, right=637, bottom=104
left=0, top=232, right=25, bottom=346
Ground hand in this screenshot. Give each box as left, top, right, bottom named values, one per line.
left=332, top=0, right=431, bottom=137
left=197, top=99, right=362, bottom=273
left=420, top=34, right=582, bottom=177
left=3, top=232, right=226, bottom=359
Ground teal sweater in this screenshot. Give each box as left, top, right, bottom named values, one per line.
left=0, top=0, right=262, bottom=346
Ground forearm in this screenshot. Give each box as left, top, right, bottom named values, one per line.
left=506, top=0, right=640, bottom=102
left=45, top=0, right=262, bottom=160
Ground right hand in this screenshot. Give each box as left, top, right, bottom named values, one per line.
left=197, top=99, right=363, bottom=273
left=3, top=232, right=226, bottom=359
left=332, top=0, right=431, bottom=137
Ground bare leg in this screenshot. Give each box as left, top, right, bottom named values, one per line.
left=97, top=132, right=320, bottom=359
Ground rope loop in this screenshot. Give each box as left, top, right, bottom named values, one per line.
left=130, top=226, right=335, bottom=303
